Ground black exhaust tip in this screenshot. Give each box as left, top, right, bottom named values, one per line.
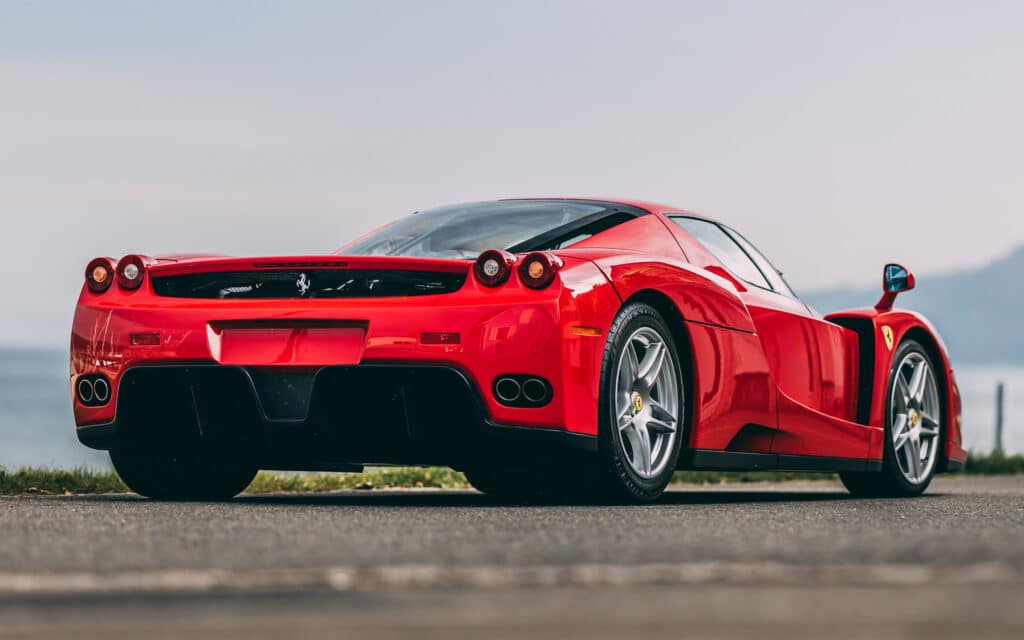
left=76, top=374, right=112, bottom=407
left=493, top=375, right=551, bottom=407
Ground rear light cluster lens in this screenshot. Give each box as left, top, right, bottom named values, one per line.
left=473, top=249, right=562, bottom=289
left=474, top=250, right=516, bottom=287
left=116, top=255, right=146, bottom=290
left=86, top=255, right=148, bottom=294
left=518, top=252, right=562, bottom=289
left=85, top=258, right=115, bottom=294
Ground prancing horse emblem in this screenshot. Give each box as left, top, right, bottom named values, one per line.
left=881, top=325, right=894, bottom=351
left=296, top=273, right=311, bottom=296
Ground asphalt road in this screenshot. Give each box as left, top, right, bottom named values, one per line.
left=2, top=476, right=1023, bottom=639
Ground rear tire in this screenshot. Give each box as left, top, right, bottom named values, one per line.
left=841, top=339, right=943, bottom=497
left=110, top=447, right=257, bottom=501
left=463, top=466, right=547, bottom=502
left=590, top=302, right=686, bottom=503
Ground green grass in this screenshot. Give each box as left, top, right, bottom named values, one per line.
left=245, top=467, right=468, bottom=493
left=0, top=467, right=128, bottom=495
left=964, top=451, right=1024, bottom=475
left=1, top=452, right=1021, bottom=496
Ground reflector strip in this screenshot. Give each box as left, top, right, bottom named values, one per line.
left=570, top=326, right=602, bottom=336
left=130, top=333, right=161, bottom=346
left=421, top=332, right=460, bottom=345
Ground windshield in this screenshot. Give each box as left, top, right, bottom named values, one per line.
left=337, top=200, right=613, bottom=259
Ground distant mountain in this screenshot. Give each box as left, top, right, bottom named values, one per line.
left=803, top=246, right=1024, bottom=365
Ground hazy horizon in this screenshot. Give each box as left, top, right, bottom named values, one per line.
left=3, top=1, right=1022, bottom=346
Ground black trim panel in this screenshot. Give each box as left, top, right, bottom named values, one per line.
left=939, top=457, right=965, bottom=473
left=74, top=364, right=597, bottom=457
left=76, top=422, right=118, bottom=450
left=78, top=419, right=597, bottom=454
left=680, top=449, right=881, bottom=473
left=826, top=316, right=876, bottom=426
left=483, top=422, right=598, bottom=453
left=506, top=202, right=649, bottom=254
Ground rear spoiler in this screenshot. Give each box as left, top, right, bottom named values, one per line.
left=148, top=255, right=472, bottom=278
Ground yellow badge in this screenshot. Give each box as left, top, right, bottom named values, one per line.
left=882, top=325, right=894, bottom=351
left=634, top=395, right=643, bottom=413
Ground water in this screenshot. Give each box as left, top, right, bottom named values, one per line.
left=0, top=348, right=1020, bottom=469
left=954, top=365, right=1024, bottom=455
left=0, top=348, right=109, bottom=469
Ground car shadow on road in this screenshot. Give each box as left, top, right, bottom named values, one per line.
left=74, top=488, right=942, bottom=508
left=226, top=488, right=934, bottom=508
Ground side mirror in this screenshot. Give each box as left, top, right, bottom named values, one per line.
left=875, top=263, right=915, bottom=311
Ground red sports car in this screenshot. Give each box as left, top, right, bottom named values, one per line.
left=71, top=198, right=965, bottom=502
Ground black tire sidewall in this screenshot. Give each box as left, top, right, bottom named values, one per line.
left=597, top=302, right=685, bottom=501
left=880, top=339, right=941, bottom=496
left=110, top=447, right=256, bottom=500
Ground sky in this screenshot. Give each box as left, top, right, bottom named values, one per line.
left=2, top=1, right=1022, bottom=346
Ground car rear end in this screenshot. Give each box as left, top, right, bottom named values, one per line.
left=71, top=251, right=611, bottom=469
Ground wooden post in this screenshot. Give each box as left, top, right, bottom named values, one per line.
left=994, top=382, right=1005, bottom=456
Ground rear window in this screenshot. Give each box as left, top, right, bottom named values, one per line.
left=338, top=200, right=636, bottom=259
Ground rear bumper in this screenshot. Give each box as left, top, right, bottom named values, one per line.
left=71, top=268, right=619, bottom=458
left=76, top=364, right=596, bottom=467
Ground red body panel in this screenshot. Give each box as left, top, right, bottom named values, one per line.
left=824, top=308, right=966, bottom=464
left=72, top=256, right=619, bottom=436
left=71, top=197, right=965, bottom=470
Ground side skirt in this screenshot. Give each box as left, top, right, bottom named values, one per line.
left=679, top=449, right=882, bottom=473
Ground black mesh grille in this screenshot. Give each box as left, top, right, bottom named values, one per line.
left=150, top=269, right=467, bottom=299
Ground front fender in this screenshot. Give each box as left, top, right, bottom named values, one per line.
left=825, top=307, right=965, bottom=467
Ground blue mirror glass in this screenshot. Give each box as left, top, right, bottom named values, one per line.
left=884, top=264, right=910, bottom=292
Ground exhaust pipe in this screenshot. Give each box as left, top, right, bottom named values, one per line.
left=494, top=377, right=522, bottom=403
left=92, top=377, right=110, bottom=403
left=76, top=378, right=95, bottom=403
left=493, top=375, right=552, bottom=407
left=76, top=375, right=112, bottom=406
left=521, top=378, right=549, bottom=403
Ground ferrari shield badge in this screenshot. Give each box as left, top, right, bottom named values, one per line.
left=881, top=325, right=894, bottom=351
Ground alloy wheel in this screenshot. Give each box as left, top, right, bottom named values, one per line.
left=612, top=326, right=682, bottom=480
left=890, top=352, right=941, bottom=484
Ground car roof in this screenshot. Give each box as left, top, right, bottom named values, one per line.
left=498, top=197, right=719, bottom=223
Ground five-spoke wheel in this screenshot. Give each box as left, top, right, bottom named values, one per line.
left=594, top=302, right=686, bottom=502
left=613, top=326, right=681, bottom=480
left=841, top=339, right=942, bottom=497
left=890, top=350, right=942, bottom=484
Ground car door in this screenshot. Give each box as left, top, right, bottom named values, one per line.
left=666, top=216, right=860, bottom=456
left=723, top=226, right=858, bottom=423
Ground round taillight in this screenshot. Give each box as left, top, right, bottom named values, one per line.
left=517, top=252, right=562, bottom=289
left=85, top=258, right=115, bottom=294
left=116, top=255, right=146, bottom=290
left=474, top=250, right=516, bottom=287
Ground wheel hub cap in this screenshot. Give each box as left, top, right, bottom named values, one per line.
left=890, top=352, right=940, bottom=484
left=612, top=326, right=682, bottom=480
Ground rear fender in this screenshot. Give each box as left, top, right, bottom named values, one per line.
left=558, top=249, right=756, bottom=334
left=555, top=252, right=778, bottom=451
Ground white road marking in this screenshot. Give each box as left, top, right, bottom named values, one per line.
left=0, top=562, right=1019, bottom=596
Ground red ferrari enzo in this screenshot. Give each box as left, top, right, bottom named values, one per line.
left=71, top=198, right=965, bottom=502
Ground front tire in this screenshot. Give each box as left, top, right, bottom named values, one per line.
left=592, top=302, right=686, bottom=503
left=841, top=339, right=943, bottom=497
left=110, top=447, right=257, bottom=500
